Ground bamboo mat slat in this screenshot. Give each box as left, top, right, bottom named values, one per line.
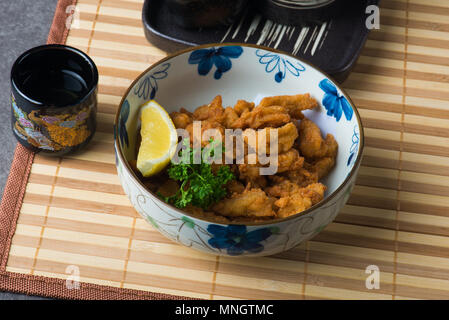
left=4, top=0, right=449, bottom=299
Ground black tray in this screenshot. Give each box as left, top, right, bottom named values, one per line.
left=142, top=0, right=380, bottom=83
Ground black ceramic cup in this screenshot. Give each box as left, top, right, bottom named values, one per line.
left=10, top=44, right=98, bottom=155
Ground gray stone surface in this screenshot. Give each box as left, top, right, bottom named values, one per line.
left=0, top=0, right=58, bottom=300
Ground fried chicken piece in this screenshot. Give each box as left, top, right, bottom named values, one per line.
left=238, top=164, right=268, bottom=188
left=271, top=122, right=299, bottom=154
left=266, top=175, right=324, bottom=195
left=180, top=107, right=193, bottom=116
left=223, top=106, right=240, bottom=128
left=265, top=179, right=301, bottom=198
left=277, top=149, right=304, bottom=173
left=244, top=122, right=299, bottom=155
left=305, top=182, right=326, bottom=199
left=266, top=174, right=286, bottom=185
left=212, top=188, right=275, bottom=217
left=193, top=95, right=225, bottom=123
left=258, top=93, right=319, bottom=119
left=281, top=167, right=319, bottom=188
left=170, top=111, right=192, bottom=129
left=299, top=118, right=338, bottom=159
left=186, top=119, right=225, bottom=147
left=232, top=105, right=291, bottom=129
left=325, top=134, right=338, bottom=157
left=311, top=157, right=336, bottom=180
left=238, top=149, right=304, bottom=185
left=200, top=120, right=225, bottom=145
left=234, top=99, right=255, bottom=116
left=274, top=183, right=326, bottom=218
left=226, top=179, right=246, bottom=195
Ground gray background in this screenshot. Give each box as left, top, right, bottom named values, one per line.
left=0, top=0, right=58, bottom=300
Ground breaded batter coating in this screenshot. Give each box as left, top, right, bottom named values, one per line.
left=238, top=163, right=268, bottom=188
left=170, top=111, right=192, bottom=129
left=193, top=95, right=225, bottom=123
left=281, top=167, right=319, bottom=188
left=225, top=179, right=246, bottom=195
left=185, top=119, right=225, bottom=147
left=258, top=93, right=319, bottom=119
left=223, top=106, right=240, bottom=128
left=244, top=122, right=299, bottom=155
left=212, top=188, right=275, bottom=217
left=232, top=105, right=291, bottom=129
left=277, top=149, right=304, bottom=173
left=234, top=99, right=255, bottom=116
left=238, top=148, right=304, bottom=186
left=311, top=157, right=336, bottom=180
left=274, top=183, right=326, bottom=218
left=299, top=118, right=338, bottom=159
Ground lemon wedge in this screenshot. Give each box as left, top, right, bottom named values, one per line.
left=137, top=100, right=177, bottom=177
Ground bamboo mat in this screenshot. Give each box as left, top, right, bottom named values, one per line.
left=2, top=0, right=449, bottom=299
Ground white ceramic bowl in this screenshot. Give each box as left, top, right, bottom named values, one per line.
left=114, top=43, right=364, bottom=257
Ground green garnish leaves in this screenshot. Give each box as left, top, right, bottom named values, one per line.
left=162, top=139, right=235, bottom=210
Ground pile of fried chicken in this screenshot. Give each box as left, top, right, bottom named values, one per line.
left=147, top=94, right=338, bottom=223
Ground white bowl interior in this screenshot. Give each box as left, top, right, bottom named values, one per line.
left=119, top=45, right=362, bottom=199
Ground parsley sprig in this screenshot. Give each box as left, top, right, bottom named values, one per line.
left=161, top=139, right=235, bottom=209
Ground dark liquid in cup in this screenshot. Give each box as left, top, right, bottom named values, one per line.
left=21, top=68, right=89, bottom=106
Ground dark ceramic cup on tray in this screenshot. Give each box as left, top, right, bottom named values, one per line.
left=167, top=0, right=250, bottom=28
left=10, top=44, right=98, bottom=156
left=257, top=0, right=343, bottom=24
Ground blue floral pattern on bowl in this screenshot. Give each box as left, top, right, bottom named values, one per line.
left=188, top=46, right=243, bottom=79
left=207, top=224, right=275, bottom=256
left=347, top=125, right=360, bottom=167
left=319, top=79, right=353, bottom=122
left=118, top=99, right=130, bottom=148
left=134, top=63, right=170, bottom=100
left=256, top=49, right=306, bottom=83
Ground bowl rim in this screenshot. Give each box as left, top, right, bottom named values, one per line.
left=114, top=42, right=365, bottom=226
